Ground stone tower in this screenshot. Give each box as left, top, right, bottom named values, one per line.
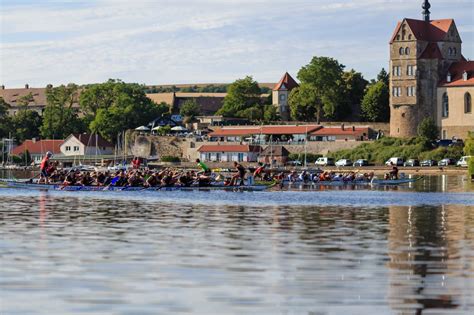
left=389, top=0, right=463, bottom=137
left=272, top=72, right=299, bottom=121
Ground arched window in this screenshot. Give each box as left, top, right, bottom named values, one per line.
left=405, top=47, right=410, bottom=55
left=408, top=34, right=412, bottom=40
left=465, top=92, right=472, bottom=113
left=399, top=47, right=404, bottom=55
left=448, top=47, right=453, bottom=56
left=453, top=47, right=457, bottom=55
left=442, top=93, right=449, bottom=117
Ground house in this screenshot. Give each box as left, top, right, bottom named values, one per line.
left=309, top=125, right=371, bottom=141
left=11, top=139, right=63, bottom=164
left=208, top=125, right=322, bottom=143
left=197, top=145, right=261, bottom=162
left=60, top=133, right=114, bottom=156
left=257, top=145, right=290, bottom=165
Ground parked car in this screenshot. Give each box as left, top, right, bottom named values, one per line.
left=420, top=159, right=437, bottom=167
left=385, top=157, right=404, bottom=166
left=353, top=159, right=369, bottom=167
left=315, top=157, right=335, bottom=167
left=457, top=156, right=472, bottom=167
left=438, top=158, right=456, bottom=166
left=404, top=159, right=420, bottom=167
left=335, top=159, right=353, bottom=167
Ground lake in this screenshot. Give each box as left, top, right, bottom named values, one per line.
left=1, top=175, right=473, bottom=314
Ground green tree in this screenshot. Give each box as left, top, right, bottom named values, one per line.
left=0, top=97, right=12, bottom=138
left=82, top=79, right=168, bottom=142
left=361, top=81, right=390, bottom=122
left=263, top=105, right=279, bottom=122
left=342, top=69, right=368, bottom=119
left=464, top=132, right=474, bottom=156
left=288, top=83, right=323, bottom=123
left=377, top=68, right=389, bottom=86
left=217, top=76, right=261, bottom=117
left=237, top=106, right=264, bottom=122
left=11, top=107, right=42, bottom=142
left=40, top=84, right=86, bottom=139
left=417, top=117, right=439, bottom=142
left=179, top=99, right=201, bottom=123
left=297, top=56, right=346, bottom=119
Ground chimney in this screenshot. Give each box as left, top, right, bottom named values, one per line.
left=25, top=84, right=29, bottom=89
left=341, top=123, right=345, bottom=131
left=447, top=73, right=452, bottom=83
left=463, top=71, right=468, bottom=81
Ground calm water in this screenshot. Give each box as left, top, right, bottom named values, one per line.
left=1, top=175, right=473, bottom=314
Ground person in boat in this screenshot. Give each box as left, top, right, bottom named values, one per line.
left=287, top=170, right=298, bottom=182
left=127, top=171, right=143, bottom=187
left=39, top=151, right=53, bottom=184
left=196, top=159, right=211, bottom=176
left=132, top=157, right=141, bottom=169
left=230, top=161, right=246, bottom=186
left=144, top=172, right=160, bottom=187
left=253, top=163, right=266, bottom=179
left=178, top=172, right=194, bottom=187
left=298, top=170, right=310, bottom=182
left=80, top=172, right=93, bottom=186
left=389, top=164, right=399, bottom=180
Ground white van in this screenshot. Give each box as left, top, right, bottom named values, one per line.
left=456, top=156, right=472, bottom=167
left=385, top=157, right=404, bottom=166
left=315, top=157, right=335, bottom=166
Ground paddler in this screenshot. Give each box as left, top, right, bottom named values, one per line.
left=230, top=161, right=246, bottom=186
left=195, top=159, right=211, bottom=176
left=39, top=151, right=53, bottom=184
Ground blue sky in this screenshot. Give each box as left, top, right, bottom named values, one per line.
left=1, top=0, right=473, bottom=88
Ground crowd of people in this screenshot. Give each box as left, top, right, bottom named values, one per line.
left=36, top=151, right=401, bottom=188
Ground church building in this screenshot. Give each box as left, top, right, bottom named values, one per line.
left=389, top=0, right=473, bottom=139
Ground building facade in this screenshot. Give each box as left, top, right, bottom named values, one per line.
left=197, top=145, right=261, bottom=162
left=389, top=1, right=473, bottom=139
left=60, top=133, right=114, bottom=156
left=272, top=72, right=299, bottom=121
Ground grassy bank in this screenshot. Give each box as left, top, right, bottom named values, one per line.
left=327, top=137, right=464, bottom=165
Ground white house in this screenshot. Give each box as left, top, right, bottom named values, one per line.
left=197, top=145, right=261, bottom=162
left=60, top=133, right=114, bottom=156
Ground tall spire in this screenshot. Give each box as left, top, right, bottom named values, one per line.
left=422, top=0, right=431, bottom=22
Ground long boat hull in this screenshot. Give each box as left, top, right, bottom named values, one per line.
left=284, top=177, right=422, bottom=187
left=1, top=180, right=270, bottom=192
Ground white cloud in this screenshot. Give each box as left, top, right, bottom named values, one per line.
left=1, top=0, right=473, bottom=87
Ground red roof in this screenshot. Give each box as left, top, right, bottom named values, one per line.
left=71, top=133, right=113, bottom=147
left=209, top=125, right=321, bottom=137
left=419, top=42, right=443, bottom=59
left=390, top=19, right=454, bottom=43
left=273, top=72, right=299, bottom=91
left=439, top=61, right=474, bottom=87
left=12, top=140, right=63, bottom=156
left=310, top=127, right=369, bottom=136
left=198, top=145, right=261, bottom=153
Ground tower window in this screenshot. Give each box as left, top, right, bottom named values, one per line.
left=448, top=47, right=453, bottom=56
left=407, top=86, right=416, bottom=96
left=405, top=47, right=410, bottom=55
left=407, top=65, right=415, bottom=76
left=442, top=93, right=449, bottom=117
left=399, top=47, right=404, bottom=55
left=453, top=47, right=457, bottom=55
left=408, top=34, right=412, bottom=40
left=465, top=92, right=472, bottom=113
left=279, top=94, right=286, bottom=101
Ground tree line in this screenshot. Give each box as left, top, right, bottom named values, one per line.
left=0, top=79, right=169, bottom=143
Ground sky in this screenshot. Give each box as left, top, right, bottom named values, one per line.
left=0, top=0, right=473, bottom=88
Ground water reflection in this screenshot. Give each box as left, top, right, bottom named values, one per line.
left=0, top=192, right=473, bottom=314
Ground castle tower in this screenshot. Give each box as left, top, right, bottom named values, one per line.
left=272, top=72, right=299, bottom=121
left=389, top=0, right=463, bottom=137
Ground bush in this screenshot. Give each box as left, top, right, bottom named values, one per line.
left=160, top=156, right=181, bottom=162
left=469, top=159, right=474, bottom=178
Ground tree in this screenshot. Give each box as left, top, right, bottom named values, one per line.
left=417, top=117, right=439, bottom=141
left=377, top=68, right=389, bottom=86
left=237, top=106, right=263, bottom=122
left=288, top=83, right=323, bottom=123
left=11, top=108, right=42, bottom=142
left=83, top=80, right=167, bottom=142
left=179, top=99, right=201, bottom=122
left=361, top=81, right=390, bottom=122
left=263, top=105, right=280, bottom=122
left=464, top=132, right=474, bottom=156
left=297, top=56, right=346, bottom=119
left=40, top=84, right=86, bottom=139
left=216, top=76, right=261, bottom=117
left=342, top=69, right=368, bottom=119
left=0, top=97, right=12, bottom=138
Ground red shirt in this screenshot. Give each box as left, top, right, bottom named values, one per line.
left=40, top=156, right=49, bottom=170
